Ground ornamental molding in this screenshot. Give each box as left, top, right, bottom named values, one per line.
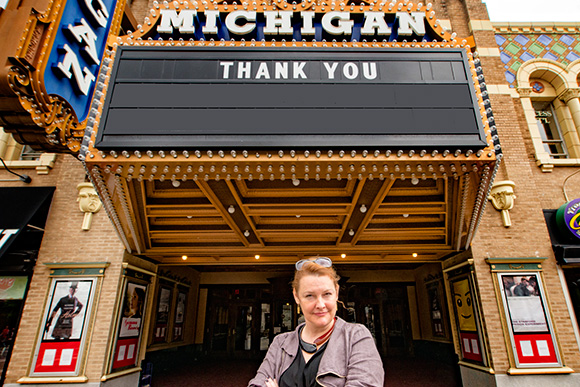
left=1, top=0, right=126, bottom=153
left=488, top=180, right=516, bottom=227
left=77, top=182, right=103, bottom=230
left=559, top=88, right=580, bottom=103
left=516, top=87, right=533, bottom=98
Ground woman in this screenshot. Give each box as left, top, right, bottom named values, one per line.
left=248, top=257, right=384, bottom=387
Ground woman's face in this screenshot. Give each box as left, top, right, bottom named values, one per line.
left=293, top=274, right=338, bottom=332
left=130, top=291, right=140, bottom=310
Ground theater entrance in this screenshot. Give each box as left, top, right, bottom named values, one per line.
left=205, top=285, right=272, bottom=359
left=343, top=283, right=414, bottom=357
left=203, top=281, right=413, bottom=358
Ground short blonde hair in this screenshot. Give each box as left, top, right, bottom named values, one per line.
left=292, top=261, right=340, bottom=292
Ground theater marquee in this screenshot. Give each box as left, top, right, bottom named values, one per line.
left=96, top=47, right=486, bottom=149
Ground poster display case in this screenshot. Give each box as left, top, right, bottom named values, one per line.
left=444, top=260, right=490, bottom=371
left=487, top=258, right=573, bottom=374
left=106, top=265, right=152, bottom=377
left=21, top=263, right=108, bottom=383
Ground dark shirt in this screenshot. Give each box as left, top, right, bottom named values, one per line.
left=279, top=342, right=328, bottom=387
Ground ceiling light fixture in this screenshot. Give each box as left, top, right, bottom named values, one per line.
left=228, top=205, right=235, bottom=214
left=341, top=254, right=346, bottom=258
left=412, top=253, right=418, bottom=258
left=349, top=229, right=355, bottom=236
left=244, top=230, right=250, bottom=237
left=182, top=255, right=188, bottom=260
left=360, top=204, right=367, bottom=213
left=255, top=254, right=260, bottom=260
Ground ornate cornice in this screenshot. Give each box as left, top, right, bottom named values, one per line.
left=516, top=87, right=533, bottom=98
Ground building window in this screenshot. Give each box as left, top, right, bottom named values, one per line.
left=532, top=101, right=568, bottom=159
left=19, top=145, right=42, bottom=161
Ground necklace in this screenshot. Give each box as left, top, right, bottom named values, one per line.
left=298, top=318, right=336, bottom=354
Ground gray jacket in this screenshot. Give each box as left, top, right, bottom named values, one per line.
left=248, top=317, right=384, bottom=387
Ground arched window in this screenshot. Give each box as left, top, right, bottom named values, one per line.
left=517, top=59, right=580, bottom=172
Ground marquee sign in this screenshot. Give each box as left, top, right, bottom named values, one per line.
left=43, top=0, right=118, bottom=121
left=1, top=0, right=469, bottom=153
left=155, top=9, right=431, bottom=41
left=1, top=0, right=126, bottom=152
left=95, top=46, right=487, bottom=149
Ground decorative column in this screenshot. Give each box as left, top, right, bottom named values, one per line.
left=560, top=88, right=580, bottom=132
left=488, top=180, right=516, bottom=227
left=77, top=182, right=102, bottom=231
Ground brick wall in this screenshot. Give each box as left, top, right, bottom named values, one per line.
left=3, top=155, right=126, bottom=383
left=461, top=0, right=580, bottom=373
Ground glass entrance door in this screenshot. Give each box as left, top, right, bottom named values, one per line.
left=343, top=283, right=413, bottom=357
left=205, top=285, right=270, bottom=359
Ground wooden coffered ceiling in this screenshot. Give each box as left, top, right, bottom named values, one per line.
left=87, top=154, right=496, bottom=265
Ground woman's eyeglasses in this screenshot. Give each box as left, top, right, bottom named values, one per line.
left=295, top=257, right=333, bottom=271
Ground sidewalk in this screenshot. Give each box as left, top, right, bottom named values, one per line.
left=148, top=353, right=461, bottom=386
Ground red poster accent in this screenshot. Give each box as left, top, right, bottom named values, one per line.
left=514, top=333, right=558, bottom=365
left=33, top=341, right=80, bottom=373
left=112, top=337, right=140, bottom=369
left=459, top=331, right=483, bottom=362
left=153, top=323, right=167, bottom=343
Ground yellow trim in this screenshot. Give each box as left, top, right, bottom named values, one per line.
left=17, top=376, right=89, bottom=384
left=44, top=262, right=111, bottom=269
left=507, top=367, right=574, bottom=375
left=100, top=367, right=141, bottom=382
left=469, top=20, right=494, bottom=32
left=157, top=275, right=192, bottom=288
left=486, top=257, right=546, bottom=264
left=443, top=259, right=472, bottom=273
left=458, top=361, right=495, bottom=374
left=475, top=47, right=501, bottom=57
left=123, top=262, right=157, bottom=277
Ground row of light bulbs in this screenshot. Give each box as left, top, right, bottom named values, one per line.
left=103, top=162, right=478, bottom=174
left=179, top=252, right=420, bottom=260
left=97, top=148, right=487, bottom=159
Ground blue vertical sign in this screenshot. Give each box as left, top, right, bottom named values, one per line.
left=43, top=0, right=118, bottom=122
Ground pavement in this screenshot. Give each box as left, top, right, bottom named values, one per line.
left=148, top=352, right=462, bottom=386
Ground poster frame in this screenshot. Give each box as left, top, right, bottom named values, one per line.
left=487, top=257, right=573, bottom=373
left=495, top=271, right=562, bottom=368
left=426, top=279, right=446, bottom=338
left=444, top=260, right=490, bottom=371
left=109, top=277, right=149, bottom=373
left=30, top=277, right=97, bottom=377
left=172, top=287, right=187, bottom=342
left=24, top=262, right=112, bottom=382
left=104, top=264, right=153, bottom=378
left=152, top=283, right=173, bottom=343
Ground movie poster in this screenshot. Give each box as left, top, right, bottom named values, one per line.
left=497, top=272, right=561, bottom=367
left=450, top=276, right=485, bottom=365
left=111, top=280, right=148, bottom=372
left=153, top=286, right=172, bottom=343
left=32, top=278, right=96, bottom=376
left=501, top=275, right=547, bottom=333
left=173, top=289, right=187, bottom=341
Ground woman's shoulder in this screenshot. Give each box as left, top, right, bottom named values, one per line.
left=335, top=318, right=373, bottom=338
